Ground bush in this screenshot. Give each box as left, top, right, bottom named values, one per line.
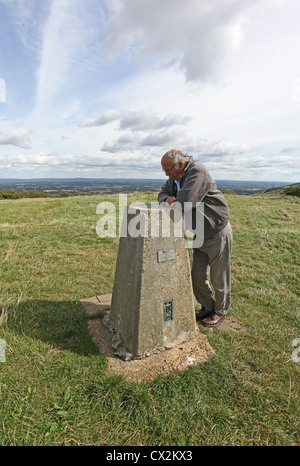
left=20, top=190, right=53, bottom=199
left=59, top=191, right=72, bottom=197
left=0, top=190, right=53, bottom=200
left=221, top=189, right=237, bottom=195
left=0, top=190, right=22, bottom=199
left=284, top=185, right=300, bottom=197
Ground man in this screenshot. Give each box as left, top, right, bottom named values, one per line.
left=158, top=149, right=233, bottom=327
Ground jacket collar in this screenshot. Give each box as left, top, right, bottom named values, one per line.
left=171, top=157, right=194, bottom=186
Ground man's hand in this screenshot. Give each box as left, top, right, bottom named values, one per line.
left=165, top=196, right=176, bottom=205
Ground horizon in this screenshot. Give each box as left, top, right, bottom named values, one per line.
left=1, top=1, right=300, bottom=182
left=0, top=177, right=297, bottom=186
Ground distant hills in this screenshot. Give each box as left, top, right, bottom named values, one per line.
left=0, top=178, right=297, bottom=195
left=255, top=182, right=300, bottom=196
left=0, top=178, right=299, bottom=198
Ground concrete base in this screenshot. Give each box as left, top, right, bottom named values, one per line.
left=81, top=295, right=246, bottom=382
left=81, top=295, right=246, bottom=333
left=81, top=294, right=214, bottom=381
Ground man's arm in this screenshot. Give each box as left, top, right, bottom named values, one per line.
left=158, top=178, right=176, bottom=204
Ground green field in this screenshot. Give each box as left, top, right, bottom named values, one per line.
left=0, top=192, right=299, bottom=446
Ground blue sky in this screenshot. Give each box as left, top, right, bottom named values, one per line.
left=0, top=0, right=300, bottom=181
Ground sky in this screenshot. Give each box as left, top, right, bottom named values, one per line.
left=0, top=0, right=300, bottom=182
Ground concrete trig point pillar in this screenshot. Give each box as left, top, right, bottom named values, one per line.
left=103, top=203, right=198, bottom=360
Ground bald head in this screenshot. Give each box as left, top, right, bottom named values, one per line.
left=162, top=149, right=180, bottom=164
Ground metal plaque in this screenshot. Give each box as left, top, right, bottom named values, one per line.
left=157, top=249, right=176, bottom=263
left=163, top=300, right=173, bottom=322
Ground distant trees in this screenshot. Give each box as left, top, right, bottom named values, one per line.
left=0, top=190, right=53, bottom=200
left=0, top=184, right=299, bottom=200
left=220, top=189, right=237, bottom=195
left=284, top=185, right=300, bottom=197
left=0, top=189, right=89, bottom=200
left=59, top=191, right=72, bottom=197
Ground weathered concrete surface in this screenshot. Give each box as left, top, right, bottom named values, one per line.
left=80, top=294, right=112, bottom=316
left=81, top=295, right=245, bottom=381
left=81, top=295, right=246, bottom=333
left=103, top=203, right=198, bottom=360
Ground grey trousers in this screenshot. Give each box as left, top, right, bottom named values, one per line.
left=191, top=222, right=233, bottom=315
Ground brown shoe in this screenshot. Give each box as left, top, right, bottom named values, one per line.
left=202, top=312, right=226, bottom=327
left=195, top=307, right=212, bottom=322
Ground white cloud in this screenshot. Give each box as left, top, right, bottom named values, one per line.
left=119, top=111, right=191, bottom=132
left=80, top=109, right=192, bottom=131
left=35, top=0, right=79, bottom=109
left=1, top=143, right=298, bottom=182
left=100, top=0, right=267, bottom=82
left=193, top=139, right=252, bottom=159
left=80, top=109, right=124, bottom=128
left=32, top=0, right=104, bottom=114
left=0, top=129, right=32, bottom=149
left=140, top=131, right=182, bottom=148
left=280, top=146, right=300, bottom=154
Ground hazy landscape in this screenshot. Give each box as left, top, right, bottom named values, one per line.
left=0, top=178, right=294, bottom=196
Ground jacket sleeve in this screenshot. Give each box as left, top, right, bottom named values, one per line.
left=158, top=178, right=174, bottom=203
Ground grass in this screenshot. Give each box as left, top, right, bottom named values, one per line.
left=0, top=192, right=299, bottom=446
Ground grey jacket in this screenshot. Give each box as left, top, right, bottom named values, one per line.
left=158, top=158, right=230, bottom=240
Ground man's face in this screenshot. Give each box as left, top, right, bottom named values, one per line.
left=161, top=158, right=184, bottom=181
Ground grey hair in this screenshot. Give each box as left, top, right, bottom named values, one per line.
left=166, top=150, right=192, bottom=166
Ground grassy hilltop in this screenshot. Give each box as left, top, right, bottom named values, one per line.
left=0, top=192, right=299, bottom=446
